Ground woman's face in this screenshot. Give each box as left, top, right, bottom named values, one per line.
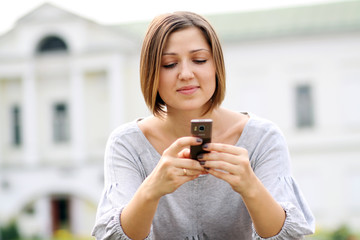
left=158, top=27, right=216, bottom=114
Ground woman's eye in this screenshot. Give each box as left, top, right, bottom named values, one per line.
left=163, top=63, right=177, bottom=68
left=194, top=59, right=207, bottom=64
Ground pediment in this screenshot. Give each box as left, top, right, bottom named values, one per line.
left=16, top=3, right=93, bottom=26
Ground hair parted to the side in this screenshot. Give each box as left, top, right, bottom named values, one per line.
left=140, top=11, right=226, bottom=117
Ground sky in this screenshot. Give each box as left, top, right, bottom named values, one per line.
left=0, top=0, right=342, bottom=35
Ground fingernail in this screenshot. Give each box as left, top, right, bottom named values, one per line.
left=199, top=160, right=205, bottom=165
left=197, top=154, right=203, bottom=160
left=196, top=138, right=203, bottom=143
left=203, top=143, right=209, bottom=149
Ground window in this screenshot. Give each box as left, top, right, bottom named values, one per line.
left=37, top=36, right=68, bottom=54
left=11, top=105, right=21, bottom=146
left=295, top=84, right=314, bottom=128
left=53, top=103, right=69, bottom=143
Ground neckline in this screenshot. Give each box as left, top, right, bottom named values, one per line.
left=135, top=118, right=162, bottom=158
left=134, top=114, right=253, bottom=158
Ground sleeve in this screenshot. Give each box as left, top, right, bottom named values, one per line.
left=91, top=130, right=153, bottom=240
left=248, top=120, right=315, bottom=239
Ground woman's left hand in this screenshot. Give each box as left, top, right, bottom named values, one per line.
left=198, top=143, right=257, bottom=197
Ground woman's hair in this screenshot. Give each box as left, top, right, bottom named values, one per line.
left=140, top=11, right=226, bottom=117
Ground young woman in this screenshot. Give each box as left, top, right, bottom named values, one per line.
left=92, top=12, right=315, bottom=240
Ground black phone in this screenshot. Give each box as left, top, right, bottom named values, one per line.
left=190, top=119, right=212, bottom=160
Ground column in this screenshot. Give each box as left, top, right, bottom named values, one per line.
left=37, top=196, right=52, bottom=239
left=108, top=54, right=125, bottom=129
left=0, top=77, right=3, bottom=166
left=70, top=63, right=86, bottom=164
left=22, top=62, right=38, bottom=166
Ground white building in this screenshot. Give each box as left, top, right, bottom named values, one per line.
left=0, top=1, right=359, bottom=238
left=0, top=3, right=147, bottom=238
left=209, top=1, right=360, bottom=231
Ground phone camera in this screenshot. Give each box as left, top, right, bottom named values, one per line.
left=199, top=125, right=205, bottom=132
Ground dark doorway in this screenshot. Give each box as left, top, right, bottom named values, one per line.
left=51, top=196, right=71, bottom=233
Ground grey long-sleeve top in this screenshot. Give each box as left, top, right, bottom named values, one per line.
left=92, top=115, right=315, bottom=239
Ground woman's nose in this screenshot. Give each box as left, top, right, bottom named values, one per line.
left=178, top=62, right=194, bottom=80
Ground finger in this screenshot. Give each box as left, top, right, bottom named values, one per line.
left=178, top=148, right=190, bottom=158
left=199, top=151, right=247, bottom=166
left=205, top=168, right=238, bottom=186
left=176, top=148, right=204, bottom=171
left=203, top=143, right=246, bottom=156
left=175, top=158, right=205, bottom=171
left=203, top=160, right=236, bottom=174
left=163, top=137, right=202, bottom=156
left=178, top=168, right=207, bottom=177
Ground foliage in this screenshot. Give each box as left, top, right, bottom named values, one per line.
left=331, top=225, right=358, bottom=240
left=0, top=221, right=20, bottom=240
left=307, top=225, right=360, bottom=240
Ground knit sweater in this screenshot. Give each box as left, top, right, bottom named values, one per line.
left=92, top=115, right=315, bottom=240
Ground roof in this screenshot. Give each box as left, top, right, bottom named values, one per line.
left=113, top=0, right=360, bottom=42
left=16, top=3, right=96, bottom=26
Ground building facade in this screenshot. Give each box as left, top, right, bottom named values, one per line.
left=0, top=1, right=360, bottom=238
left=0, top=3, right=147, bottom=238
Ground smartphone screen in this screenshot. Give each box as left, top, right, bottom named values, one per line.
left=190, top=119, right=212, bottom=160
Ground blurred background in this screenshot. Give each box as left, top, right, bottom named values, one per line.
left=0, top=0, right=359, bottom=239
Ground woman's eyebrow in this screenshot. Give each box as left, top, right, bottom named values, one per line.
left=190, top=48, right=210, bottom=53
left=162, top=48, right=210, bottom=56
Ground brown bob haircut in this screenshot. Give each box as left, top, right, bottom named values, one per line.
left=140, top=11, right=226, bottom=117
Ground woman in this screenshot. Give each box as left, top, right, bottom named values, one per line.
left=92, top=12, right=315, bottom=239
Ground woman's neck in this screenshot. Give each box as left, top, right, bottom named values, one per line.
left=160, top=107, right=222, bottom=139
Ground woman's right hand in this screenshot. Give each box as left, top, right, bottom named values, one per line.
left=120, top=136, right=205, bottom=240
left=144, top=136, right=207, bottom=200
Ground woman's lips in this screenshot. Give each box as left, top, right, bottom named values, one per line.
left=177, top=86, right=199, bottom=95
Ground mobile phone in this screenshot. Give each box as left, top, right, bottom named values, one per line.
left=190, top=119, right=212, bottom=160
